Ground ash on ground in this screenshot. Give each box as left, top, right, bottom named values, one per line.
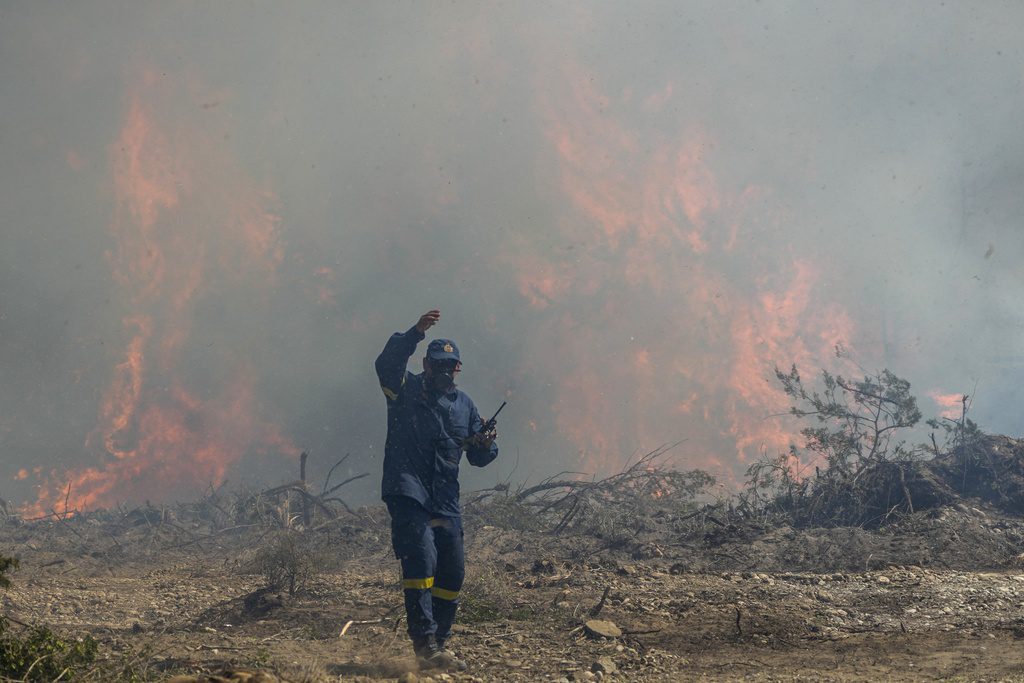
left=4, top=434, right=1024, bottom=681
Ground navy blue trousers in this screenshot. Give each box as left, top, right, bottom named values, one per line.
left=385, top=496, right=465, bottom=645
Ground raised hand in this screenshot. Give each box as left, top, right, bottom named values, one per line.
left=415, top=309, right=441, bottom=334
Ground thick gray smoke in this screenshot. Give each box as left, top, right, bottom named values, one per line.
left=1, top=2, right=1022, bottom=510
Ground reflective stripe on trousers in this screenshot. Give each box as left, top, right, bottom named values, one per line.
left=386, top=496, right=464, bottom=642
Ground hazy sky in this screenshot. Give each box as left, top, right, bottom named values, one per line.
left=1, top=2, right=1022, bottom=511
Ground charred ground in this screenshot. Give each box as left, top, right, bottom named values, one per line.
left=3, top=369, right=1024, bottom=681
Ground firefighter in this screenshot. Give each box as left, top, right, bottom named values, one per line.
left=374, top=309, right=499, bottom=671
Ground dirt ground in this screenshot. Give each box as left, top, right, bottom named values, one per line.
left=5, top=501, right=1024, bottom=682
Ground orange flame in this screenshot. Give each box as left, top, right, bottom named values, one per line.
left=511, top=64, right=861, bottom=478
left=24, top=72, right=297, bottom=516
left=929, top=391, right=966, bottom=420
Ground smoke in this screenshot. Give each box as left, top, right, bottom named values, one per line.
left=1, top=2, right=1022, bottom=510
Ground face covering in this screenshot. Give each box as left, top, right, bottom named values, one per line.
left=428, top=361, right=458, bottom=393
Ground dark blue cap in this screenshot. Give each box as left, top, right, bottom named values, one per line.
left=426, top=338, right=460, bottom=363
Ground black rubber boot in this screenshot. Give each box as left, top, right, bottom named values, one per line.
left=415, top=636, right=465, bottom=672
left=435, top=639, right=468, bottom=672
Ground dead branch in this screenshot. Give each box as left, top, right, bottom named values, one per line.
left=187, top=644, right=252, bottom=652
left=551, top=495, right=581, bottom=535
left=261, top=468, right=365, bottom=522
left=514, top=475, right=592, bottom=502
left=323, top=472, right=370, bottom=497
left=589, top=586, right=611, bottom=617
left=167, top=524, right=262, bottom=550
left=482, top=630, right=528, bottom=644
left=322, top=453, right=351, bottom=495
left=3, top=615, right=31, bottom=628
left=516, top=445, right=681, bottom=507
left=461, top=484, right=510, bottom=508
left=338, top=618, right=387, bottom=638
left=62, top=483, right=73, bottom=520
left=291, top=487, right=340, bottom=520
left=300, top=451, right=312, bottom=528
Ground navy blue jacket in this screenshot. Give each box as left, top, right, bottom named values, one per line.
left=375, top=326, right=499, bottom=516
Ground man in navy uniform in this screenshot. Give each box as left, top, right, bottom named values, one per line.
left=375, top=309, right=499, bottom=671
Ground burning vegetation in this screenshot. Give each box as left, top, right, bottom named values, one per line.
left=4, top=3, right=1024, bottom=681
left=11, top=45, right=922, bottom=520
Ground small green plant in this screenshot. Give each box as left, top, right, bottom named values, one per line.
left=460, top=594, right=535, bottom=624
left=100, top=640, right=155, bottom=682
left=460, top=565, right=535, bottom=624
left=0, top=618, right=98, bottom=681
left=926, top=394, right=984, bottom=463
left=775, top=365, right=922, bottom=477
left=0, top=554, right=113, bottom=681
left=254, top=531, right=326, bottom=595
left=741, top=365, right=927, bottom=528
left=252, top=647, right=272, bottom=667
